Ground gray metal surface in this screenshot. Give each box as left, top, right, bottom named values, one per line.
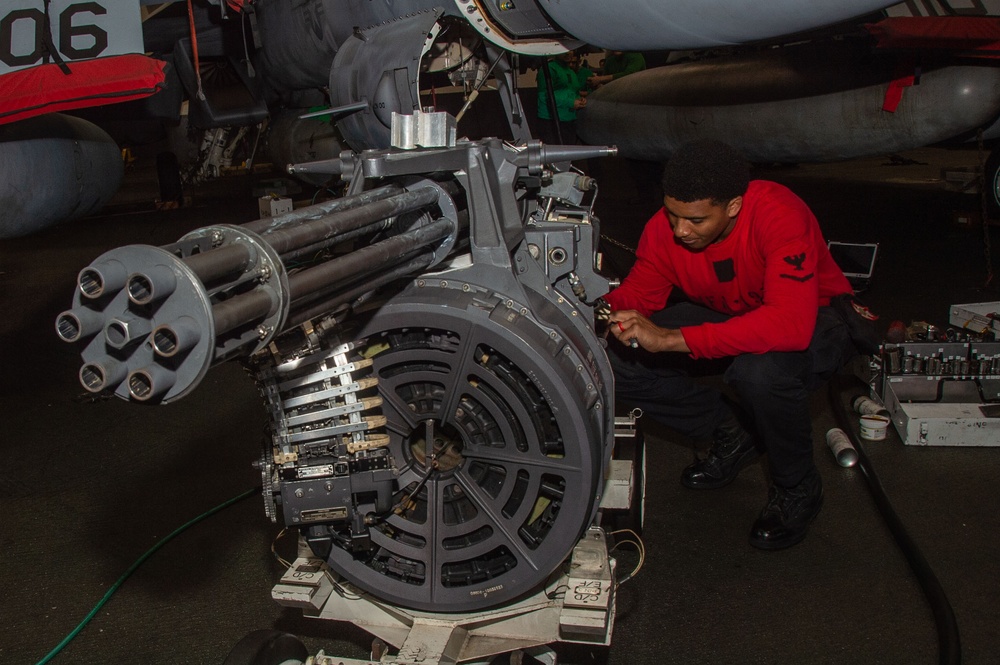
left=55, top=120, right=618, bottom=615
left=536, top=0, right=896, bottom=50
left=57, top=244, right=216, bottom=403
left=578, top=46, right=1000, bottom=164
left=0, top=114, right=123, bottom=239
left=55, top=180, right=454, bottom=402
left=329, top=10, right=444, bottom=151
left=296, top=281, right=607, bottom=611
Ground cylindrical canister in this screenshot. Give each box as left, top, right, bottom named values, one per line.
left=852, top=394, right=888, bottom=417
left=859, top=414, right=891, bottom=441
left=826, top=428, right=859, bottom=467
left=886, top=345, right=901, bottom=374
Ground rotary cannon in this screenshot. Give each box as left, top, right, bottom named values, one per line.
left=57, top=115, right=619, bottom=617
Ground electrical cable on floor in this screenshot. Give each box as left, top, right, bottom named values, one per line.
left=34, top=486, right=260, bottom=665
left=271, top=527, right=294, bottom=568
left=829, top=374, right=961, bottom=665
left=545, top=584, right=570, bottom=600
left=608, top=528, right=646, bottom=584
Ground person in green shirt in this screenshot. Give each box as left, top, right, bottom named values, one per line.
left=589, top=51, right=646, bottom=87
left=536, top=50, right=588, bottom=144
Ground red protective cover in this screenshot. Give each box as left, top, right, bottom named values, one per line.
left=866, top=17, right=1000, bottom=59
left=0, top=54, right=167, bottom=125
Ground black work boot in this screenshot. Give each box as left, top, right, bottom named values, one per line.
left=749, top=468, right=823, bottom=550
left=680, top=415, right=760, bottom=489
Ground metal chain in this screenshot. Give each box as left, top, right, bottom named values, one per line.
left=600, top=233, right=637, bottom=256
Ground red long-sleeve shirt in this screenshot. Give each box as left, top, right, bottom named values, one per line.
left=605, top=180, right=852, bottom=359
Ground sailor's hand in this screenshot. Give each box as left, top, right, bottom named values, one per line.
left=608, top=310, right=690, bottom=353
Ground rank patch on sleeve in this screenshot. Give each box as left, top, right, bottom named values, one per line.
left=780, top=252, right=814, bottom=282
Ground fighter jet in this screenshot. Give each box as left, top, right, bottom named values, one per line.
left=0, top=0, right=902, bottom=238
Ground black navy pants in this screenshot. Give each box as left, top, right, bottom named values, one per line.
left=608, top=302, right=856, bottom=488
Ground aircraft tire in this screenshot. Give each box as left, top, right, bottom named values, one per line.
left=222, top=630, right=307, bottom=665
left=986, top=147, right=1000, bottom=220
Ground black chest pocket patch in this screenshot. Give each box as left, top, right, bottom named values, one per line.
left=713, top=258, right=735, bottom=283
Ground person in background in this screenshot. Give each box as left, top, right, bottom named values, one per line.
left=603, top=139, right=857, bottom=550
left=576, top=53, right=594, bottom=84
left=536, top=50, right=588, bottom=145
left=588, top=51, right=646, bottom=88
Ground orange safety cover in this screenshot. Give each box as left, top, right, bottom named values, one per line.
left=0, top=54, right=167, bottom=125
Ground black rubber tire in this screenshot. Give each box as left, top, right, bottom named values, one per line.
left=985, top=147, right=1000, bottom=220
left=222, top=630, right=308, bottom=665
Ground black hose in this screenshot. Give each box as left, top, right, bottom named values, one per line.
left=829, top=374, right=961, bottom=665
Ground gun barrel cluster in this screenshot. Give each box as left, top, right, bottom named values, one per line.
left=56, top=183, right=458, bottom=403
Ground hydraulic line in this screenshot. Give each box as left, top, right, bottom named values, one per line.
left=33, top=487, right=258, bottom=665
left=829, top=374, right=961, bottom=665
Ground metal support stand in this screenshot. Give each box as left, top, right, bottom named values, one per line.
left=261, top=412, right=642, bottom=665
left=273, top=527, right=616, bottom=665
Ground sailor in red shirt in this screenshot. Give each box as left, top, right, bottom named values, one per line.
left=604, top=139, right=856, bottom=550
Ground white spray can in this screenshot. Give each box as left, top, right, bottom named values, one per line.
left=826, top=428, right=859, bottom=468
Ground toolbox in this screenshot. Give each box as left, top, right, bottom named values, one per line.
left=949, top=301, right=1000, bottom=339
left=880, top=341, right=1000, bottom=446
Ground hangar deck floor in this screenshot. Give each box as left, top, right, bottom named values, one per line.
left=1, top=147, right=998, bottom=665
